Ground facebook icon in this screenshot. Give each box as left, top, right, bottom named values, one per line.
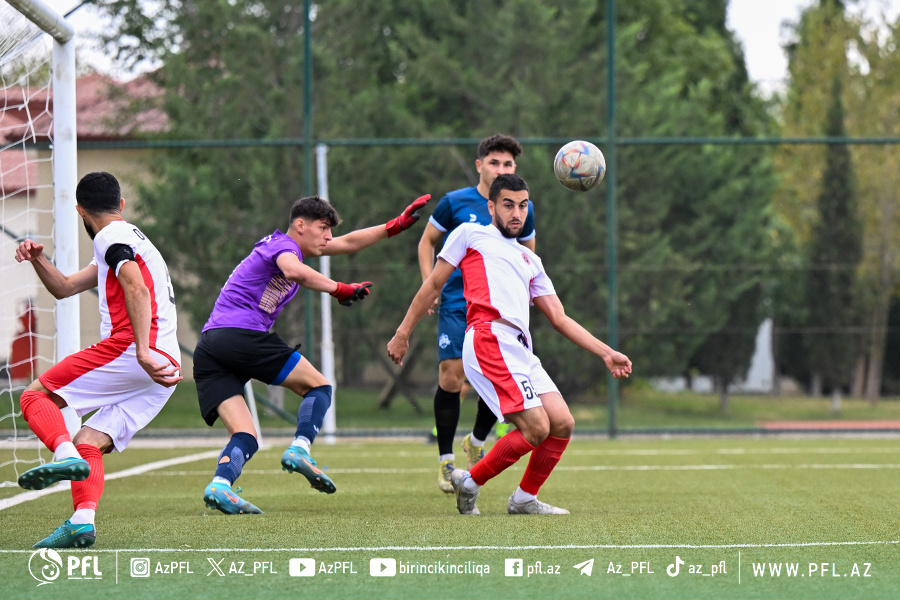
left=505, top=559, right=524, bottom=577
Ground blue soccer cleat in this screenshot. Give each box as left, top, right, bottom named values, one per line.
left=281, top=446, right=336, bottom=493
left=18, top=457, right=89, bottom=490
left=33, top=520, right=96, bottom=548
left=203, top=482, right=263, bottom=515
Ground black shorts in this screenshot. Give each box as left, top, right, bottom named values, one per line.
left=193, top=327, right=301, bottom=426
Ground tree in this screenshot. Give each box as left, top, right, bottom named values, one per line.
left=846, top=12, right=900, bottom=401
left=97, top=0, right=778, bottom=397
left=803, top=75, right=862, bottom=394
left=777, top=0, right=900, bottom=398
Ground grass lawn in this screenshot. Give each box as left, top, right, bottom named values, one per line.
left=5, top=382, right=900, bottom=437
left=1, top=437, right=898, bottom=599
left=148, top=382, right=900, bottom=433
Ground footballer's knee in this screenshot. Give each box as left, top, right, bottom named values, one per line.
left=549, top=412, right=575, bottom=438
left=281, top=359, right=330, bottom=396
left=514, top=412, right=549, bottom=447
left=24, top=381, right=67, bottom=408
left=438, top=359, right=465, bottom=392
left=521, top=426, right=549, bottom=447
left=73, top=427, right=114, bottom=453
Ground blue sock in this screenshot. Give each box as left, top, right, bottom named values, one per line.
left=294, top=385, right=332, bottom=445
left=214, top=432, right=258, bottom=485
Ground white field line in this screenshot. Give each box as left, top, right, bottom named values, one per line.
left=0, top=540, right=897, bottom=554
left=570, top=447, right=900, bottom=456
left=136, top=463, right=900, bottom=477
left=0, top=450, right=219, bottom=511
left=300, top=446, right=900, bottom=458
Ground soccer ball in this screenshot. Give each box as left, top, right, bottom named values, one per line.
left=553, top=140, right=606, bottom=192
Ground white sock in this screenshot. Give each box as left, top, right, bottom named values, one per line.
left=211, top=476, right=231, bottom=486
left=291, top=437, right=311, bottom=453
left=54, top=441, right=79, bottom=461
left=469, top=434, right=486, bottom=447
left=462, top=477, right=481, bottom=493
left=70, top=508, right=95, bottom=525
left=439, top=453, right=454, bottom=463
left=512, top=486, right=536, bottom=504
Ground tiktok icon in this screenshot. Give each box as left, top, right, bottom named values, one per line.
left=667, top=556, right=685, bottom=577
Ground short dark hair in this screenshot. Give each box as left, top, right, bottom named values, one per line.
left=489, top=173, right=529, bottom=202
left=75, top=172, right=121, bottom=214
left=289, top=196, right=342, bottom=227
left=477, top=134, right=522, bottom=161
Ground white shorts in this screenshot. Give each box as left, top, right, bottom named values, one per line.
left=39, top=336, right=180, bottom=452
left=462, top=321, right=558, bottom=423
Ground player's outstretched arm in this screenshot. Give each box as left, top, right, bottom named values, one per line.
left=417, top=222, right=444, bottom=315
left=533, top=294, right=632, bottom=379
left=325, top=194, right=431, bottom=256
left=15, top=239, right=98, bottom=299
left=276, top=252, right=373, bottom=306
left=117, top=261, right=182, bottom=387
left=388, top=258, right=455, bottom=366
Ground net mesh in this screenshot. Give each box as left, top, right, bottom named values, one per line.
left=0, top=2, right=58, bottom=487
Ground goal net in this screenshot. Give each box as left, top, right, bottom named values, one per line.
left=1, top=0, right=79, bottom=488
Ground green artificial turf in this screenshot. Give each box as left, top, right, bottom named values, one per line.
left=1, top=437, right=898, bottom=599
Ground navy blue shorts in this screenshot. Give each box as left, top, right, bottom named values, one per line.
left=193, top=327, right=301, bottom=426
left=437, top=304, right=466, bottom=362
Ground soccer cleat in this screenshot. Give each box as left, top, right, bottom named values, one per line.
left=461, top=434, right=485, bottom=470
left=18, top=456, right=89, bottom=490
left=450, top=469, right=480, bottom=515
left=203, top=482, right=263, bottom=514
left=33, top=520, right=96, bottom=548
left=281, top=446, right=336, bottom=493
left=437, top=459, right=455, bottom=493
left=507, top=495, right=570, bottom=515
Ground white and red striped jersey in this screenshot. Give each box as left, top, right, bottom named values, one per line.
left=438, top=223, right=555, bottom=345
left=90, top=220, right=179, bottom=360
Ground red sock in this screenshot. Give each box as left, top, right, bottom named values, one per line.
left=20, top=390, right=70, bottom=452
left=71, top=444, right=104, bottom=511
left=519, top=435, right=570, bottom=495
left=469, top=429, right=534, bottom=486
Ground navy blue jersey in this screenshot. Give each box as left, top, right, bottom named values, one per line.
left=428, top=186, right=536, bottom=310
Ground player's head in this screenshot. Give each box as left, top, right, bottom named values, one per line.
left=75, top=172, right=123, bottom=239
left=488, top=173, right=529, bottom=239
left=289, top=196, right=342, bottom=228
left=289, top=196, right=342, bottom=256
left=76, top=172, right=122, bottom=214
left=477, top=134, right=522, bottom=162
left=476, top=134, right=522, bottom=191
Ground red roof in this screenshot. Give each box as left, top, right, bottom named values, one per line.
left=75, top=72, right=167, bottom=140
left=1, top=72, right=165, bottom=194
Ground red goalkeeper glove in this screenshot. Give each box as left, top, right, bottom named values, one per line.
left=330, top=282, right=373, bottom=306
left=385, top=194, right=431, bottom=237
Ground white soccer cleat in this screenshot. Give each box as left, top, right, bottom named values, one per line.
left=450, top=469, right=480, bottom=515
left=507, top=495, right=570, bottom=515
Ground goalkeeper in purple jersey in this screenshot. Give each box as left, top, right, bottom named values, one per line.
left=197, top=193, right=429, bottom=514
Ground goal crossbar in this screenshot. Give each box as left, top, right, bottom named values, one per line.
left=6, top=0, right=74, bottom=44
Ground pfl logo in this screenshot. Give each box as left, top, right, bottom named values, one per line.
left=28, top=549, right=103, bottom=587
left=28, top=549, right=63, bottom=586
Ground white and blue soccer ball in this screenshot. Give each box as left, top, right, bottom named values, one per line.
left=553, top=140, right=606, bottom=192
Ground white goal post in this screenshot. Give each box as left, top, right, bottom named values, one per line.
left=6, top=0, right=80, bottom=361
left=1, top=0, right=80, bottom=485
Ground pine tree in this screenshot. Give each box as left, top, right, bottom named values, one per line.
left=803, top=75, right=862, bottom=394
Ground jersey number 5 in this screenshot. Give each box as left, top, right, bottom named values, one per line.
left=519, top=379, right=535, bottom=400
